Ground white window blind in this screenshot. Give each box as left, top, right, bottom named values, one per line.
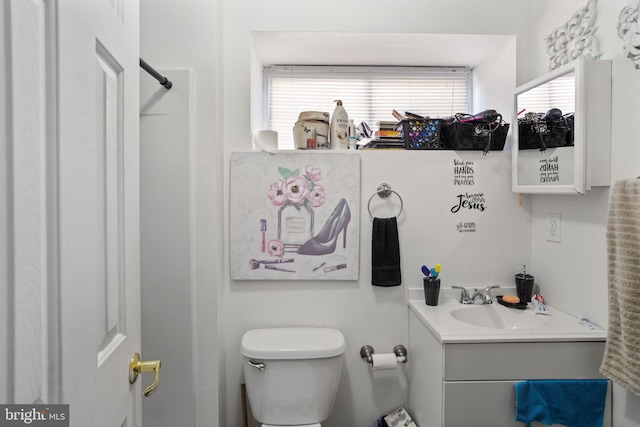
left=265, top=65, right=471, bottom=149
left=516, top=73, right=575, bottom=116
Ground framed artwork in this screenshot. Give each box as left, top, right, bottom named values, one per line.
left=230, top=152, right=360, bottom=280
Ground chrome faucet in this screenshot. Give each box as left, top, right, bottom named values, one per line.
left=452, top=285, right=472, bottom=304
left=471, top=285, right=500, bottom=304
left=452, top=285, right=500, bottom=304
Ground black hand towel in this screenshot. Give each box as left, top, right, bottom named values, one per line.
left=372, top=217, right=401, bottom=287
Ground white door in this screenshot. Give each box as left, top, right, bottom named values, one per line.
left=2, top=0, right=146, bottom=425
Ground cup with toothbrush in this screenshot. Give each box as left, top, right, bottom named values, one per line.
left=422, top=263, right=441, bottom=306
left=515, top=264, right=534, bottom=302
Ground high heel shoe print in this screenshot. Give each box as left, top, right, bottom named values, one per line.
left=297, top=198, right=351, bottom=256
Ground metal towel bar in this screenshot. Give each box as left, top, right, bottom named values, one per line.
left=367, top=183, right=404, bottom=219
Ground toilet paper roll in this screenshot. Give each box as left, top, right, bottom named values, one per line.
left=371, top=353, right=398, bottom=370
left=254, top=130, right=278, bottom=152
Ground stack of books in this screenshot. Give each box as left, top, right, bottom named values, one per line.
left=362, top=121, right=403, bottom=149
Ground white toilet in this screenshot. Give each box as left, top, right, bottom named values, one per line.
left=240, top=327, right=346, bottom=427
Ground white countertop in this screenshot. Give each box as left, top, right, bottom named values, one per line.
left=408, top=288, right=607, bottom=344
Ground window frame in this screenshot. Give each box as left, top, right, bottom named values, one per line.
left=263, top=65, right=473, bottom=149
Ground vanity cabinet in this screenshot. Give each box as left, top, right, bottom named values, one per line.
left=407, top=309, right=611, bottom=427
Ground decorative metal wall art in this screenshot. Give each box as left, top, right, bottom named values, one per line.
left=617, top=0, right=640, bottom=69
left=545, top=0, right=601, bottom=71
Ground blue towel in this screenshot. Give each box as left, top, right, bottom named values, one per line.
left=514, top=380, right=607, bottom=427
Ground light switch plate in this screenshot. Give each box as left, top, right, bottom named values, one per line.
left=547, top=213, right=561, bottom=243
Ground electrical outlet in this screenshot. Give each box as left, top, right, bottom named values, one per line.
left=547, top=213, right=561, bottom=243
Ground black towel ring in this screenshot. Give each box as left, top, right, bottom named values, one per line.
left=368, top=183, right=404, bottom=220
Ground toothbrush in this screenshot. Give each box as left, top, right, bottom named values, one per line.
left=430, top=264, right=441, bottom=279
left=421, top=265, right=431, bottom=277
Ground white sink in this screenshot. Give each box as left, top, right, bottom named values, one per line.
left=450, top=303, right=548, bottom=330
left=409, top=291, right=607, bottom=343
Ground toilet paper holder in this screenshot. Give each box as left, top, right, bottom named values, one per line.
left=360, top=344, right=408, bottom=364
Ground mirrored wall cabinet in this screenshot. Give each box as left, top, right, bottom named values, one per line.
left=512, top=58, right=612, bottom=194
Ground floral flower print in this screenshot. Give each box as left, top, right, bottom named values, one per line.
left=308, top=184, right=326, bottom=208
left=264, top=164, right=330, bottom=255
left=267, top=180, right=287, bottom=206
left=284, top=176, right=310, bottom=204
left=268, top=239, right=285, bottom=257
left=302, top=164, right=322, bottom=183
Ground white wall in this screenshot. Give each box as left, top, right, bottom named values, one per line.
left=140, top=1, right=223, bottom=426
left=140, top=70, right=196, bottom=427
left=221, top=1, right=532, bottom=426
left=473, top=36, right=518, bottom=149
left=138, top=1, right=640, bottom=426
left=230, top=150, right=529, bottom=427
left=530, top=2, right=640, bottom=427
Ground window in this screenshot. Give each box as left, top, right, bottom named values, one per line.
left=265, top=65, right=471, bottom=149
left=516, top=73, right=575, bottom=116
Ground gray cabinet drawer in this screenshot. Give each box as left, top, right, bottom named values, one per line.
left=443, top=341, right=606, bottom=381
left=444, top=380, right=611, bottom=427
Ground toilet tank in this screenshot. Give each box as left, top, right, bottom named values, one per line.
left=240, top=327, right=346, bottom=425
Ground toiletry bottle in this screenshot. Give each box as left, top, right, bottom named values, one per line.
left=330, top=100, right=349, bottom=149
left=348, top=119, right=357, bottom=150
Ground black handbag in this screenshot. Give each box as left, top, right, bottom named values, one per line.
left=517, top=110, right=571, bottom=151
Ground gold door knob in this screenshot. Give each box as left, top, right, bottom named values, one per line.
left=129, top=352, right=161, bottom=397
